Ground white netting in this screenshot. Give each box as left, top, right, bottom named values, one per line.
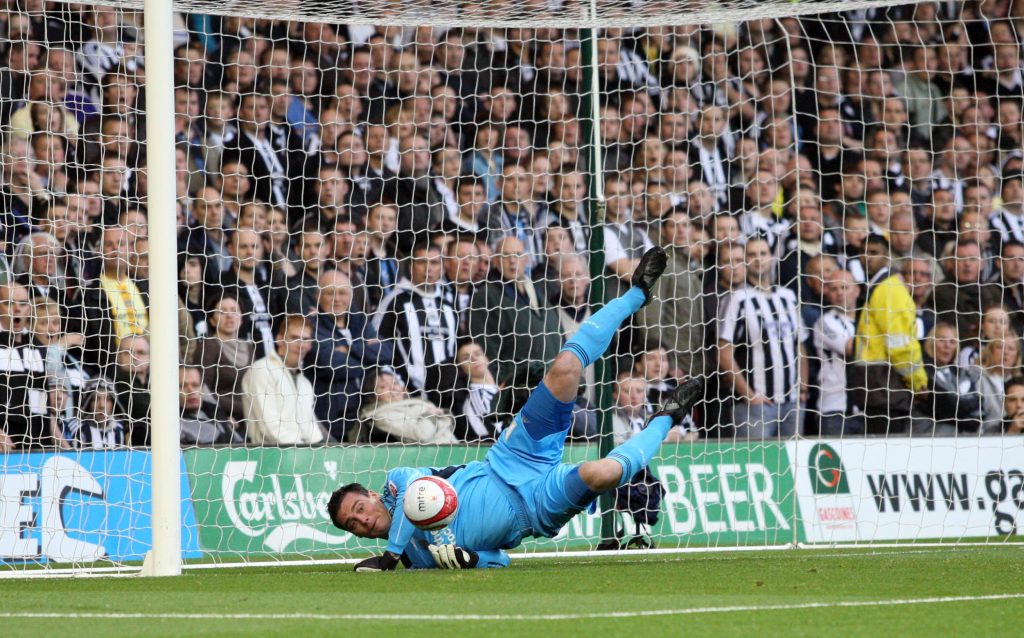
left=60, top=0, right=928, bottom=28
left=2, top=0, right=1024, bottom=572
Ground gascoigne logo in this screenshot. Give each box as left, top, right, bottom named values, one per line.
left=809, top=443, right=850, bottom=495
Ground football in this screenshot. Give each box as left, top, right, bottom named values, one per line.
left=402, top=476, right=459, bottom=530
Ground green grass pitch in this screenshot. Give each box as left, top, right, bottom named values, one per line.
left=1, top=546, right=1022, bottom=637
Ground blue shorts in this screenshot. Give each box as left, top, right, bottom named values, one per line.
left=484, top=381, right=585, bottom=537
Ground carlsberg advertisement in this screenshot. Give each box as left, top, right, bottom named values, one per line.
left=184, top=443, right=800, bottom=557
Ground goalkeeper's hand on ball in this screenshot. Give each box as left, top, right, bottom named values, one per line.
left=428, top=544, right=479, bottom=569
left=354, top=551, right=401, bottom=572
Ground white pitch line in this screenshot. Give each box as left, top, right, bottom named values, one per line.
left=1, top=593, right=1022, bottom=622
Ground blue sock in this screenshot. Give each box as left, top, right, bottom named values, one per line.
left=564, top=465, right=598, bottom=508
left=607, top=415, right=673, bottom=487
left=561, top=287, right=646, bottom=367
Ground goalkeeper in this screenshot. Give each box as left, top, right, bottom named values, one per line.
left=327, top=247, right=702, bottom=570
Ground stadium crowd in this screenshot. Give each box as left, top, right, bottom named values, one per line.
left=3, top=0, right=1024, bottom=451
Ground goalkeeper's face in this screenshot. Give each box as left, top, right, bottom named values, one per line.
left=335, top=490, right=391, bottom=539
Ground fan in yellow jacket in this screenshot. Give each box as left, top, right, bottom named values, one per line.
left=855, top=236, right=928, bottom=392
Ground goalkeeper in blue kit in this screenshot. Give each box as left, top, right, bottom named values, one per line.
left=327, top=247, right=702, bottom=571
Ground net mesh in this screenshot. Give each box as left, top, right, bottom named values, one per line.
left=2, top=0, right=1024, bottom=571
left=40, top=1, right=933, bottom=28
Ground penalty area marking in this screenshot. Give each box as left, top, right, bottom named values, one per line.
left=2, top=593, right=1023, bottom=622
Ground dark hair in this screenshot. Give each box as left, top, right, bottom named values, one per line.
left=206, top=290, right=239, bottom=313
left=1004, top=170, right=1024, bottom=190
left=455, top=174, right=483, bottom=193
left=1006, top=375, right=1024, bottom=390
left=1002, top=239, right=1024, bottom=256
left=327, top=483, right=369, bottom=530
left=865, top=233, right=891, bottom=251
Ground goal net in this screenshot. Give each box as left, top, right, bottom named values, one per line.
left=2, top=0, right=1024, bottom=575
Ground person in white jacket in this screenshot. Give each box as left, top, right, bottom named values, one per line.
left=242, top=315, right=326, bottom=445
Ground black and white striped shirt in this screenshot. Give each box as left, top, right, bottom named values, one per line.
left=812, top=309, right=857, bottom=415
left=460, top=382, right=500, bottom=440
left=989, top=208, right=1024, bottom=245
left=719, top=285, right=806, bottom=404
left=373, top=281, right=459, bottom=392
left=0, top=330, right=48, bottom=444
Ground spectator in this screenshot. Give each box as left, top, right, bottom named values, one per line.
left=928, top=239, right=1003, bottom=343
left=443, top=235, right=481, bottom=333
left=362, top=204, right=401, bottom=310
left=218, top=228, right=278, bottom=358
left=111, top=333, right=151, bottom=445
left=373, top=242, right=458, bottom=394
left=66, top=378, right=127, bottom=449
left=0, top=282, right=51, bottom=450
left=306, top=269, right=390, bottom=441
left=960, top=305, right=1015, bottom=369
left=552, top=255, right=595, bottom=403
left=718, top=237, right=807, bottom=439
left=603, top=174, right=654, bottom=286
left=799, top=254, right=840, bottom=330
left=703, top=241, right=747, bottom=431
left=451, top=340, right=502, bottom=441
left=218, top=160, right=253, bottom=224
left=191, top=294, right=254, bottom=423
left=690, top=105, right=733, bottom=208
left=200, top=91, right=238, bottom=171
left=902, top=256, right=937, bottom=341
left=992, top=239, right=1024, bottom=333
left=978, top=338, right=1023, bottom=435
left=837, top=211, right=870, bottom=283
left=80, top=226, right=148, bottom=374
left=226, top=92, right=298, bottom=209
left=894, top=45, right=947, bottom=143
left=999, top=376, right=1024, bottom=435
left=545, top=171, right=590, bottom=256
left=443, top=174, right=489, bottom=235
left=272, top=224, right=331, bottom=320
left=178, top=365, right=242, bottom=446
left=492, top=163, right=546, bottom=262
left=11, top=231, right=77, bottom=329
left=853, top=235, right=928, bottom=434
left=180, top=186, right=232, bottom=274
left=33, top=297, right=89, bottom=427
left=355, top=369, right=458, bottom=444
left=814, top=269, right=862, bottom=436
left=463, top=121, right=503, bottom=203
left=612, top=372, right=695, bottom=446
left=639, top=210, right=705, bottom=380
left=634, top=345, right=679, bottom=408
left=914, top=321, right=982, bottom=436
left=468, top=235, right=563, bottom=386
left=917, top=187, right=959, bottom=259
left=739, top=170, right=788, bottom=254
left=382, top=133, right=446, bottom=254
left=989, top=170, right=1024, bottom=245
left=78, top=8, right=133, bottom=84
left=241, top=315, right=326, bottom=445
left=178, top=254, right=210, bottom=337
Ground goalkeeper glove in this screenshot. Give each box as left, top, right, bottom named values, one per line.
left=354, top=551, right=401, bottom=572
left=428, top=544, right=479, bottom=569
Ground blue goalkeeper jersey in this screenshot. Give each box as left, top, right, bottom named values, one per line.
left=379, top=463, right=520, bottom=568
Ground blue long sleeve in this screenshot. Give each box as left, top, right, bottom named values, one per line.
left=475, top=549, right=510, bottom=568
